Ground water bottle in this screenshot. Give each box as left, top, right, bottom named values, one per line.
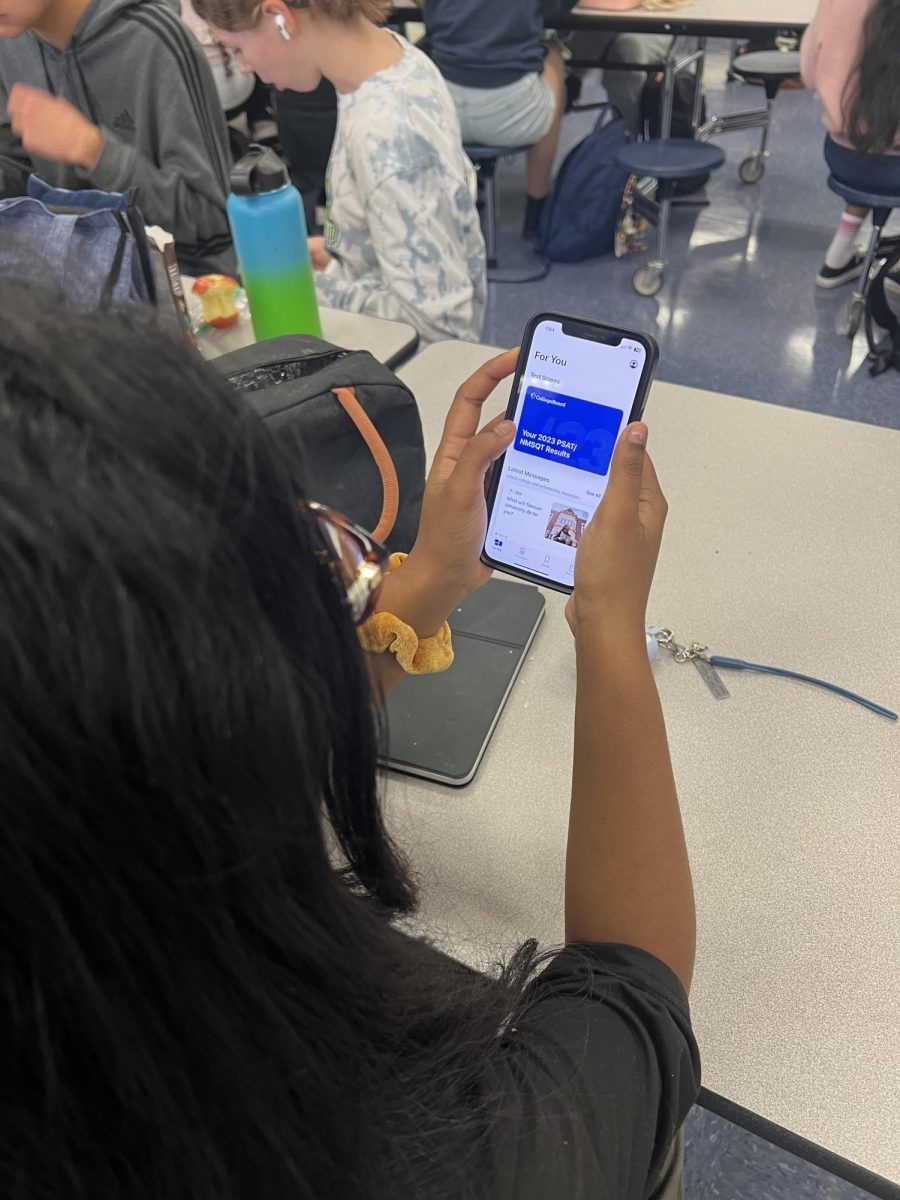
left=227, top=145, right=322, bottom=340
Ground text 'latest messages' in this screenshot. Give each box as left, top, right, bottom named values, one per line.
left=485, top=319, right=646, bottom=588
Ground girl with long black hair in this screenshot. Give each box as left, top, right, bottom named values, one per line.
left=801, top=0, right=900, bottom=288
left=0, top=284, right=698, bottom=1199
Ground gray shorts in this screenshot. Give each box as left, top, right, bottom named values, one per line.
left=446, top=72, right=555, bottom=148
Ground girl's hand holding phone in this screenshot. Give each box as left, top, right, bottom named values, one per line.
left=374, top=350, right=518, bottom=638
left=375, top=343, right=667, bottom=661
left=566, top=423, right=667, bottom=651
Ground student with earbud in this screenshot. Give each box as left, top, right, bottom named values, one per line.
left=194, top=0, right=486, bottom=345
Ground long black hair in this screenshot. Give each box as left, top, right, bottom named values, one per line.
left=0, top=287, right=534, bottom=1199
left=844, top=0, right=900, bottom=154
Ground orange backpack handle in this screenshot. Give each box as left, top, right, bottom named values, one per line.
left=331, top=386, right=399, bottom=543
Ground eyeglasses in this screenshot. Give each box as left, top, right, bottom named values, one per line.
left=304, top=501, right=388, bottom=626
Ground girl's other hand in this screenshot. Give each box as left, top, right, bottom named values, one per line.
left=566, top=423, right=667, bottom=651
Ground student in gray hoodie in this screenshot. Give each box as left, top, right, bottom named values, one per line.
left=0, top=0, right=235, bottom=274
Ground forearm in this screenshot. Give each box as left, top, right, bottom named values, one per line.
left=316, top=266, right=415, bottom=328
left=364, top=650, right=405, bottom=699
left=361, top=557, right=458, bottom=700
left=567, top=632, right=695, bottom=992
left=85, top=131, right=228, bottom=246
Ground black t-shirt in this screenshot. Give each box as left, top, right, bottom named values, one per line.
left=421, top=0, right=579, bottom=89
left=482, top=942, right=700, bottom=1198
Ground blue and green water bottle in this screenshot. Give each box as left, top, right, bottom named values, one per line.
left=227, top=145, right=322, bottom=339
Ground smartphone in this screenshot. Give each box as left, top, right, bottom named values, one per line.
left=481, top=312, right=658, bottom=594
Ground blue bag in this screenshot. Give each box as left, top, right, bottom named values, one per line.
left=0, top=176, right=155, bottom=309
left=538, top=106, right=631, bottom=264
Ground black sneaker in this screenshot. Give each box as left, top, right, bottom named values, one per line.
left=816, top=254, right=864, bottom=289
left=522, top=194, right=548, bottom=241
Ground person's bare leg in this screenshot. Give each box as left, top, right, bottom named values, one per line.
left=525, top=42, right=566, bottom=200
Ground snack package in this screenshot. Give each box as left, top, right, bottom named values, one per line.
left=145, top=226, right=197, bottom=349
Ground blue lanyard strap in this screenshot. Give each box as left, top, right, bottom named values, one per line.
left=708, top=657, right=899, bottom=722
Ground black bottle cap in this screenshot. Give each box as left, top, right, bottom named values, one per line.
left=230, top=144, right=290, bottom=196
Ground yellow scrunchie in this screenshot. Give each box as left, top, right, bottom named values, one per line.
left=357, top=553, right=455, bottom=675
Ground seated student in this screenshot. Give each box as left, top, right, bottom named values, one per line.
left=413, top=0, right=576, bottom=238
left=567, top=31, right=675, bottom=139
left=0, top=284, right=699, bottom=1200
left=800, top=0, right=900, bottom=289
left=196, top=0, right=485, bottom=345
left=0, top=0, right=234, bottom=274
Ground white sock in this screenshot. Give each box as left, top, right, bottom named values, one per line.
left=824, top=211, right=864, bottom=269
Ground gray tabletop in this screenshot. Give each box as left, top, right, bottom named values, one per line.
left=558, top=0, right=813, bottom=36
left=391, top=0, right=814, bottom=37
left=389, top=341, right=900, bottom=1187
left=185, top=280, right=419, bottom=369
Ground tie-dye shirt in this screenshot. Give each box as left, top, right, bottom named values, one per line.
left=316, top=35, right=486, bottom=346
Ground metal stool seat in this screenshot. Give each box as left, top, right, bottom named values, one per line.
left=724, top=49, right=801, bottom=184
left=464, top=143, right=531, bottom=269
left=731, top=50, right=801, bottom=96
left=826, top=174, right=900, bottom=339
left=617, top=139, right=724, bottom=181
left=616, top=139, right=725, bottom=296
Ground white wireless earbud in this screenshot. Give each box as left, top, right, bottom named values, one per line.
left=274, top=12, right=291, bottom=40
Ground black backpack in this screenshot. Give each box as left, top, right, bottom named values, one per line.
left=212, top=336, right=426, bottom=552
left=538, top=105, right=631, bottom=263
left=865, top=237, right=900, bottom=377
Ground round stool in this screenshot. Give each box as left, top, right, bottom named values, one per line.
left=616, top=139, right=725, bottom=297
left=826, top=175, right=900, bottom=339
left=464, top=144, right=531, bottom=269
left=730, top=50, right=801, bottom=184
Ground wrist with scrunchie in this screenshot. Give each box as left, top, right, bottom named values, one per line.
left=357, top=553, right=454, bottom=675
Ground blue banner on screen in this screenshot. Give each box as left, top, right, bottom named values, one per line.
left=513, top=386, right=624, bottom=477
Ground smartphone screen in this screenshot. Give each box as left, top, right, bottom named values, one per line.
left=483, top=313, right=657, bottom=592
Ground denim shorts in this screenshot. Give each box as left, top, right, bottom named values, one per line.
left=446, top=72, right=555, bottom=148
left=824, top=136, right=900, bottom=196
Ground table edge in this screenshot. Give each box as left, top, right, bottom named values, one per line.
left=390, top=7, right=811, bottom=37
left=384, top=330, right=420, bottom=371
left=698, top=1088, right=900, bottom=1200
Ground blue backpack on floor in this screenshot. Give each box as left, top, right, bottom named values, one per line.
left=538, top=105, right=631, bottom=264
